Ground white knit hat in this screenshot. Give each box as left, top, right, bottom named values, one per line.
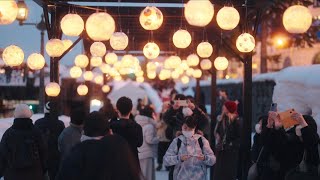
left=14, top=104, right=33, bottom=118
left=44, top=102, right=51, bottom=114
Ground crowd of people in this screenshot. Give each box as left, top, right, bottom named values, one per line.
left=0, top=89, right=319, bottom=180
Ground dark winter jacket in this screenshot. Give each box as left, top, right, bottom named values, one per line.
left=110, top=118, right=143, bottom=168
left=58, top=123, right=83, bottom=160
left=55, top=135, right=140, bottom=180
left=0, top=118, right=48, bottom=180
left=251, top=133, right=263, bottom=163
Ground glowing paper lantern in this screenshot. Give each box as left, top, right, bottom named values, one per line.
left=136, top=76, right=144, bottom=83
left=187, top=54, right=200, bottom=66
left=102, top=85, right=111, bottom=93
left=83, top=71, right=94, bottom=81
left=46, top=39, right=64, bottom=57
left=139, top=6, right=163, bottom=30
left=147, top=62, right=157, bottom=71
left=110, top=32, right=129, bottom=50
left=197, top=42, right=213, bottom=58
left=61, top=13, right=84, bottom=36
left=180, top=60, right=189, bottom=70
left=173, top=29, right=192, bottom=48
left=74, top=54, right=89, bottom=68
left=193, top=69, right=202, bottom=78
left=62, top=39, right=73, bottom=52
left=186, top=68, right=194, bottom=76
left=90, top=57, right=103, bottom=67
left=200, top=59, right=212, bottom=70
left=147, top=72, right=156, bottom=79
left=86, top=12, right=115, bottom=41
left=283, top=5, right=312, bottom=34
left=216, top=6, right=240, bottom=30
left=214, top=56, right=229, bottom=70
left=170, top=56, right=182, bottom=68
left=99, top=63, right=111, bottom=74
left=236, top=33, right=255, bottom=53
left=2, top=45, right=24, bottom=67
left=121, top=54, right=134, bottom=68
left=45, top=82, right=60, bottom=97
left=69, top=66, right=82, bottom=78
left=143, top=42, right=160, bottom=59
left=181, top=75, right=190, bottom=84
left=114, top=75, right=122, bottom=81
left=90, top=42, right=106, bottom=57
left=0, top=0, right=18, bottom=25
left=171, top=71, right=180, bottom=79
left=77, top=84, right=88, bottom=96
left=105, top=52, right=118, bottom=65
left=184, top=0, right=214, bottom=27
left=94, top=75, right=104, bottom=85
left=27, top=53, right=45, bottom=70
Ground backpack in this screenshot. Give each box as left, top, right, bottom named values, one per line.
left=168, top=137, right=204, bottom=180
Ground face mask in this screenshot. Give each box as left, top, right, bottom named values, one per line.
left=182, top=130, right=194, bottom=138
left=255, top=124, right=262, bottom=134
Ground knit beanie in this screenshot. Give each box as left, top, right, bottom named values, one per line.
left=224, top=101, right=237, bottom=114
left=14, top=104, right=33, bottom=118
left=44, top=102, right=51, bottom=114
left=84, top=111, right=109, bottom=137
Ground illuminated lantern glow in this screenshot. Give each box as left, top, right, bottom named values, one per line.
left=236, top=33, right=255, bottom=53
left=135, top=70, right=144, bottom=77
left=159, top=69, right=171, bottom=80
left=173, top=29, right=192, bottom=49
left=102, top=85, right=111, bottom=93
left=27, top=53, right=45, bottom=70
left=193, top=69, right=202, bottom=79
left=147, top=62, right=157, bottom=71
left=187, top=54, right=200, bottom=66
left=2, top=45, right=24, bottom=67
left=113, top=61, right=122, bottom=71
left=214, top=56, right=229, bottom=71
left=171, top=71, right=180, bottom=79
left=90, top=42, right=106, bottom=57
left=200, top=59, right=212, bottom=70
left=94, top=75, right=104, bottom=85
left=180, top=60, right=189, bottom=70
left=139, top=6, right=163, bottom=30
left=90, top=56, right=103, bottom=67
left=186, top=68, right=194, bottom=76
left=175, top=67, right=184, bottom=75
left=181, top=75, right=190, bottom=84
left=121, top=54, right=134, bottom=68
left=105, top=52, right=118, bottom=65
left=109, top=68, right=120, bottom=77
left=46, top=39, right=64, bottom=57
left=136, top=76, right=144, bottom=83
left=62, top=39, right=73, bottom=52
left=83, top=71, right=94, bottom=81
left=61, top=13, right=84, bottom=36
left=184, top=0, right=214, bottom=27
left=216, top=6, right=240, bottom=30
left=143, top=42, right=160, bottom=59
left=170, top=56, right=182, bottom=68
left=69, top=66, right=82, bottom=78
left=147, top=71, right=157, bottom=79
left=77, top=84, right=88, bottom=96
left=99, top=63, right=111, bottom=74
left=86, top=12, right=115, bottom=41
left=0, top=0, right=18, bottom=25
left=114, top=75, right=122, bottom=81
left=45, top=82, right=60, bottom=97
left=119, top=68, right=128, bottom=75
left=74, top=54, right=89, bottom=68
left=283, top=5, right=312, bottom=34
left=197, top=42, right=213, bottom=58
left=110, top=32, right=129, bottom=50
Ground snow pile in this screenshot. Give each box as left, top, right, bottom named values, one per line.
left=253, top=72, right=278, bottom=82
left=140, top=83, right=163, bottom=113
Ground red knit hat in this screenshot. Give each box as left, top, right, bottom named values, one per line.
left=224, top=101, right=237, bottom=113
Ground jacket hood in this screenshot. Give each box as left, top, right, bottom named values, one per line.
left=135, top=115, right=156, bottom=127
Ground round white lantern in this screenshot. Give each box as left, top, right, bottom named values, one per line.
left=90, top=56, right=103, bottom=67
left=200, top=59, right=212, bottom=70
left=283, top=5, right=312, bottom=34
left=45, top=82, right=60, bottom=97
left=139, top=6, right=163, bottom=30
left=69, top=66, right=82, bottom=78
left=121, top=54, right=134, bottom=68
left=143, top=42, right=160, bottom=59
left=102, top=85, right=111, bottom=93
left=193, top=69, right=202, bottom=78
left=147, top=62, right=157, bottom=71
left=2, top=45, right=24, bottom=67
left=74, top=54, right=89, bottom=68
left=77, top=84, right=88, bottom=96
left=181, top=75, right=190, bottom=84
left=236, top=33, right=255, bottom=53
left=147, top=71, right=157, bottom=79
left=214, top=56, right=229, bottom=70
left=46, top=39, right=64, bottom=57
left=61, top=13, right=84, bottom=36
left=62, top=39, right=73, bottom=52
left=187, top=54, right=200, bottom=66
left=184, top=0, right=214, bottom=27
left=90, top=42, right=106, bottom=57
left=171, top=71, right=180, bottom=79
left=0, top=0, right=18, bottom=25
left=110, top=32, right=129, bottom=50
left=170, top=56, right=182, bottom=68
left=136, top=76, right=144, bottom=83
left=180, top=60, right=189, bottom=70
left=173, top=29, right=192, bottom=49
left=94, top=75, right=103, bottom=85
left=186, top=68, right=194, bottom=76
left=99, top=63, right=111, bottom=74
left=114, top=75, right=122, bottom=81
left=86, top=12, right=115, bottom=41
left=83, top=71, right=94, bottom=81
left=27, top=53, right=45, bottom=70
left=217, top=6, right=240, bottom=30
left=105, top=52, right=118, bottom=65
left=197, top=42, right=213, bottom=58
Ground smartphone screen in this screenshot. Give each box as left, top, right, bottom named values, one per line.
left=279, top=109, right=299, bottom=129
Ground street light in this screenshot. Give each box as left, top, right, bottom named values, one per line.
left=16, top=0, right=28, bottom=25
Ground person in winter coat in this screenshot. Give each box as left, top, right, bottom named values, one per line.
left=58, top=107, right=85, bottom=160
left=110, top=96, right=143, bottom=170
left=251, top=115, right=268, bottom=163
left=135, top=105, right=159, bottom=180
left=163, top=116, right=216, bottom=180
left=213, top=101, right=241, bottom=180
left=0, top=104, right=48, bottom=180
left=56, top=111, right=140, bottom=180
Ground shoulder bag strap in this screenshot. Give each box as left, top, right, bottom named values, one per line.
left=256, top=147, right=265, bottom=164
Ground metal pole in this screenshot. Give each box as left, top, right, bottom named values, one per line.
left=195, top=78, right=201, bottom=104
left=38, top=30, right=45, bottom=113
left=209, top=68, right=217, bottom=180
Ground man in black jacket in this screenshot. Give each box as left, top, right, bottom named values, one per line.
left=110, top=96, right=143, bottom=170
